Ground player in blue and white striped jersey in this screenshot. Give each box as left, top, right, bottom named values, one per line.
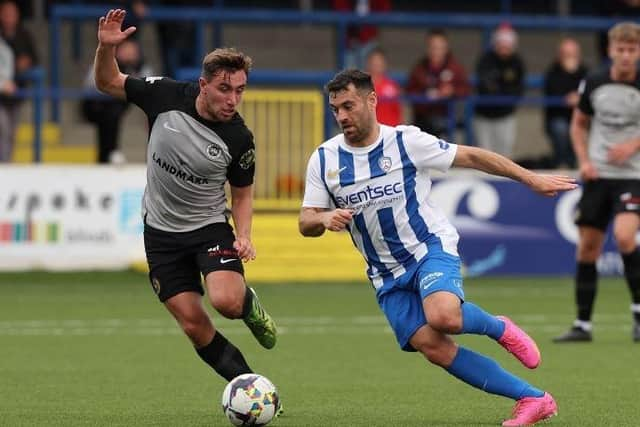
left=300, top=69, right=576, bottom=426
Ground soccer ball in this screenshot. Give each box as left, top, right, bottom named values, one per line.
left=222, top=373, right=280, bottom=426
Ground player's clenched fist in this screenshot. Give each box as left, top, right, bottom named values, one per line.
left=322, top=208, right=353, bottom=232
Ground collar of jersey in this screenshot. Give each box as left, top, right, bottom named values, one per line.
left=338, top=124, right=385, bottom=154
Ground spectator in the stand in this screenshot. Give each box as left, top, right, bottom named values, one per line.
left=543, top=38, right=588, bottom=169
left=120, top=0, right=147, bottom=39
left=0, top=0, right=38, bottom=163
left=153, top=0, right=209, bottom=78
left=0, top=34, right=15, bottom=162
left=406, top=29, right=470, bottom=138
left=83, top=39, right=151, bottom=164
left=333, top=0, right=392, bottom=69
left=365, top=47, right=401, bottom=126
left=474, top=23, right=525, bottom=158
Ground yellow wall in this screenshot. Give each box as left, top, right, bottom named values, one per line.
left=245, top=213, right=366, bottom=282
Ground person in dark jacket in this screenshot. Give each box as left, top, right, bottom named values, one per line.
left=543, top=37, right=588, bottom=168
left=474, top=23, right=525, bottom=158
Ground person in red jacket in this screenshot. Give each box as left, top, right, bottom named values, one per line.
left=406, top=29, right=470, bottom=138
left=366, top=47, right=402, bottom=126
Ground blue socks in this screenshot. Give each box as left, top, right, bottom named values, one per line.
left=460, top=302, right=505, bottom=339
left=446, top=346, right=544, bottom=399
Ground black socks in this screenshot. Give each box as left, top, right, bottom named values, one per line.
left=196, top=331, right=252, bottom=381
left=622, top=249, right=640, bottom=323
left=576, top=262, right=597, bottom=322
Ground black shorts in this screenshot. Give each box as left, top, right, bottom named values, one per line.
left=575, top=179, right=640, bottom=231
left=143, top=222, right=244, bottom=302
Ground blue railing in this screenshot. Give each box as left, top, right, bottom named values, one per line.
left=176, top=67, right=561, bottom=145
left=13, top=67, right=44, bottom=162
left=38, top=5, right=637, bottom=160
left=49, top=5, right=629, bottom=120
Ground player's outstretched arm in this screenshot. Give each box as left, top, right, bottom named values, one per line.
left=94, top=9, right=137, bottom=100
left=453, top=145, right=577, bottom=197
left=299, top=207, right=353, bottom=237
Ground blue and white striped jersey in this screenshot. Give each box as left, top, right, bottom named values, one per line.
left=302, top=124, right=460, bottom=291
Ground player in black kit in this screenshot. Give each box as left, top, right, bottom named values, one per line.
left=554, top=22, right=640, bottom=343
left=93, top=8, right=280, bottom=393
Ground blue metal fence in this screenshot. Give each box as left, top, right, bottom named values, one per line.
left=13, top=67, right=44, bottom=162
left=37, top=5, right=637, bottom=161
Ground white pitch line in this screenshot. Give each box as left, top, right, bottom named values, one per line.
left=0, top=314, right=636, bottom=336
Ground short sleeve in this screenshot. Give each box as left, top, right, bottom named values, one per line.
left=124, top=76, right=182, bottom=117
left=577, top=78, right=593, bottom=116
left=227, top=133, right=255, bottom=188
left=302, top=149, right=332, bottom=208
left=398, top=125, right=458, bottom=173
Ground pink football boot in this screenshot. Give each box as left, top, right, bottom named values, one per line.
left=497, top=316, right=541, bottom=369
left=502, top=392, right=558, bottom=426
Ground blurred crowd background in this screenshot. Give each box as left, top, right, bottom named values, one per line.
left=2, top=0, right=639, bottom=170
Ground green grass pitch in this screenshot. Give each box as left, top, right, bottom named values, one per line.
left=0, top=271, right=638, bottom=426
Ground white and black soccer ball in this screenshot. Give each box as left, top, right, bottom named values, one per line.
left=221, top=373, right=280, bottom=426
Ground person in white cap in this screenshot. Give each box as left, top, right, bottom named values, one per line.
left=474, top=23, right=526, bottom=159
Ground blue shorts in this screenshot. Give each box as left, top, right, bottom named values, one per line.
left=377, top=251, right=464, bottom=352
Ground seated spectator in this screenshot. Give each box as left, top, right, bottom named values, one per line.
left=366, top=47, right=402, bottom=126
left=474, top=23, right=525, bottom=158
left=543, top=37, right=588, bottom=168
left=406, top=29, right=470, bottom=138
left=82, top=39, right=151, bottom=164
left=0, top=0, right=37, bottom=163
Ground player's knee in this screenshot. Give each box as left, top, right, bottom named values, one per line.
left=419, top=343, right=450, bottom=367
left=427, top=311, right=462, bottom=334
left=210, top=294, right=243, bottom=319
left=577, top=242, right=600, bottom=261
left=613, top=231, right=636, bottom=254
left=179, top=313, right=210, bottom=341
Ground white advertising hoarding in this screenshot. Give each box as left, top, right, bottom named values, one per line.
left=0, top=165, right=146, bottom=270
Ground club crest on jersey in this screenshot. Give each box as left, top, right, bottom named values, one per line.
left=239, top=149, right=255, bottom=169
left=207, top=143, right=221, bottom=158
left=378, top=156, right=392, bottom=172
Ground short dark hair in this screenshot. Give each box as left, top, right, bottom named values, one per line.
left=324, top=69, right=374, bottom=94
left=201, top=47, right=252, bottom=81
left=427, top=28, right=447, bottom=39
left=366, top=47, right=387, bottom=60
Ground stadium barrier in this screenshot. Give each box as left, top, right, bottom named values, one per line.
left=237, top=89, right=324, bottom=203
left=0, top=165, right=628, bottom=278
left=49, top=4, right=624, bottom=123
left=31, top=5, right=615, bottom=164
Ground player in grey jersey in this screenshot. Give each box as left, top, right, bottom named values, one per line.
left=93, top=9, right=280, bottom=398
left=555, top=22, right=640, bottom=343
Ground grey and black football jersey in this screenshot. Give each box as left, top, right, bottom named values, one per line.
left=125, top=76, right=255, bottom=232
left=578, top=66, right=640, bottom=179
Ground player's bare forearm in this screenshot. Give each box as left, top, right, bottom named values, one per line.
left=230, top=184, right=254, bottom=240
left=94, top=45, right=127, bottom=99
left=299, top=207, right=327, bottom=237
left=299, top=207, right=353, bottom=236
left=453, top=145, right=576, bottom=196
left=453, top=145, right=533, bottom=184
